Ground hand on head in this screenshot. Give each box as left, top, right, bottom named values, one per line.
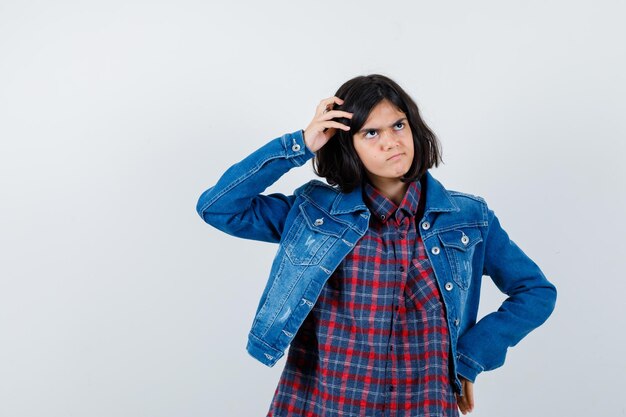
left=303, top=96, right=352, bottom=152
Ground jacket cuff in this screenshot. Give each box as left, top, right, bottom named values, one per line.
left=281, top=130, right=315, bottom=167
left=456, top=352, right=485, bottom=383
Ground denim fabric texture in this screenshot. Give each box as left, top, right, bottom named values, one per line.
left=196, top=130, right=557, bottom=392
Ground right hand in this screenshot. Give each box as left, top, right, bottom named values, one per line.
left=303, top=96, right=353, bottom=152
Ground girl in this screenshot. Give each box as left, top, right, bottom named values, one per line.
left=196, top=74, right=556, bottom=417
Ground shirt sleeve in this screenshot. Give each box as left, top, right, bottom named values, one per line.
left=455, top=208, right=557, bottom=382
left=196, top=130, right=314, bottom=243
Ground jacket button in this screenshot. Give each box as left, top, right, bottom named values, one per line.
left=461, top=235, right=469, bottom=245
left=431, top=246, right=440, bottom=255
left=314, top=218, right=324, bottom=226
left=454, top=318, right=460, bottom=326
left=421, top=221, right=431, bottom=230
left=292, top=143, right=301, bottom=152
left=445, top=282, right=454, bottom=291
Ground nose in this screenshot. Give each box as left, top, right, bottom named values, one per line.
left=380, top=130, right=398, bottom=150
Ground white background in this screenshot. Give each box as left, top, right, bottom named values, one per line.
left=1, top=1, right=625, bottom=416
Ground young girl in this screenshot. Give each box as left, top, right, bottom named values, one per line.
left=196, top=74, right=557, bottom=417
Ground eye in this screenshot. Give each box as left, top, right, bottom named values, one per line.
left=364, top=130, right=378, bottom=139
left=393, top=122, right=405, bottom=130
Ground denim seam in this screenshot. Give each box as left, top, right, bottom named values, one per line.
left=448, top=191, right=487, bottom=204
left=301, top=198, right=353, bottom=228
left=301, top=194, right=368, bottom=234
left=198, top=151, right=285, bottom=214
left=458, top=351, right=485, bottom=372
left=421, top=222, right=488, bottom=240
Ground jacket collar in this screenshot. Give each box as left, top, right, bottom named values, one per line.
left=422, top=171, right=459, bottom=216
left=329, top=170, right=459, bottom=216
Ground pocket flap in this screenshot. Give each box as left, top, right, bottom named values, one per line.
left=438, top=228, right=482, bottom=251
left=300, top=201, right=347, bottom=237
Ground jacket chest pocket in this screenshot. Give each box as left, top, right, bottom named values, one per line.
left=283, top=201, right=347, bottom=266
left=437, top=228, right=482, bottom=289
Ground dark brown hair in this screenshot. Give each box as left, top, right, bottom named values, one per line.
left=313, top=74, right=442, bottom=192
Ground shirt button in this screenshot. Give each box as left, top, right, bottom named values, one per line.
left=389, top=386, right=394, bottom=392
left=380, top=214, right=386, bottom=220
left=461, top=235, right=469, bottom=245
left=454, top=318, right=460, bottom=326
left=390, top=345, right=394, bottom=351
left=431, top=246, right=440, bottom=255
left=421, top=221, right=431, bottom=230
left=445, top=282, right=454, bottom=291
left=399, top=266, right=405, bottom=272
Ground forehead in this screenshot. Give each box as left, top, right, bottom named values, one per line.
left=362, top=99, right=406, bottom=126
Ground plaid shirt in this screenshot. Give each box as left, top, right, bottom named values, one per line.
left=267, top=180, right=458, bottom=417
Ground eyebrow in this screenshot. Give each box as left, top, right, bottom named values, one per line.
left=358, top=118, right=408, bottom=135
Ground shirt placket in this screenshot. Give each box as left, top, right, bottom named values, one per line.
left=384, top=214, right=413, bottom=416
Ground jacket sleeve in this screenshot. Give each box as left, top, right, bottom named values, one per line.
left=196, top=130, right=314, bottom=243
left=455, top=208, right=557, bottom=382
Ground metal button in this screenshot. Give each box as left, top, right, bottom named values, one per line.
left=454, top=318, right=460, bottom=326
left=421, top=221, right=430, bottom=230
left=380, top=214, right=386, bottom=220
left=461, top=234, right=469, bottom=245
left=445, top=282, right=454, bottom=291
left=431, top=246, right=440, bottom=255
left=399, top=266, right=405, bottom=272
left=292, top=143, right=301, bottom=152
left=314, top=218, right=324, bottom=226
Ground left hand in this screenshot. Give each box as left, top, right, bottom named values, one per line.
left=456, top=376, right=475, bottom=414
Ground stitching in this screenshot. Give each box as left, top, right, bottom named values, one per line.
left=458, top=352, right=485, bottom=371
left=198, top=151, right=283, bottom=214
left=421, top=222, right=488, bottom=240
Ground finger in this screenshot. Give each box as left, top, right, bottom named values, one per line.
left=320, top=110, right=353, bottom=120
left=464, top=380, right=475, bottom=412
left=324, top=96, right=344, bottom=106
left=456, top=393, right=468, bottom=415
left=456, top=379, right=472, bottom=415
left=322, top=127, right=336, bottom=140
left=316, top=96, right=345, bottom=115
left=319, top=121, right=350, bottom=131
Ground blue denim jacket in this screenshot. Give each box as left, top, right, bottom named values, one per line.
left=196, top=130, right=556, bottom=391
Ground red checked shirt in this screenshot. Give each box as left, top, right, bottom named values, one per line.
left=267, top=180, right=459, bottom=417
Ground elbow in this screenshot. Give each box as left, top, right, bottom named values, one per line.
left=545, top=280, right=558, bottom=317
left=196, top=187, right=239, bottom=234
left=534, top=278, right=557, bottom=325
left=196, top=188, right=217, bottom=225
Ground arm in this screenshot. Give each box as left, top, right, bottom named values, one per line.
left=455, top=209, right=557, bottom=382
left=196, top=130, right=311, bottom=243
left=196, top=97, right=352, bottom=243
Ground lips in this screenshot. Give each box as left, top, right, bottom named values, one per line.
left=387, top=153, right=404, bottom=161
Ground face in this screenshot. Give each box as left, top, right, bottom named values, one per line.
left=352, top=99, right=414, bottom=188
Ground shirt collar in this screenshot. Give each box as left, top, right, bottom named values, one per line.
left=363, top=180, right=422, bottom=224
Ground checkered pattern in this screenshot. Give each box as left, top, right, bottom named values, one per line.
left=267, top=180, right=458, bottom=417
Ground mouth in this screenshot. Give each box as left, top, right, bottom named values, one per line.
left=387, top=153, right=404, bottom=161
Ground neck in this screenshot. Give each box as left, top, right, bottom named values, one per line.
left=370, top=178, right=409, bottom=206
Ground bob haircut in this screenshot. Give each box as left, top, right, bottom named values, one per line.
left=313, top=74, right=442, bottom=193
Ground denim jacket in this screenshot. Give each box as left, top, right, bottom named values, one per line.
left=196, top=130, right=556, bottom=391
